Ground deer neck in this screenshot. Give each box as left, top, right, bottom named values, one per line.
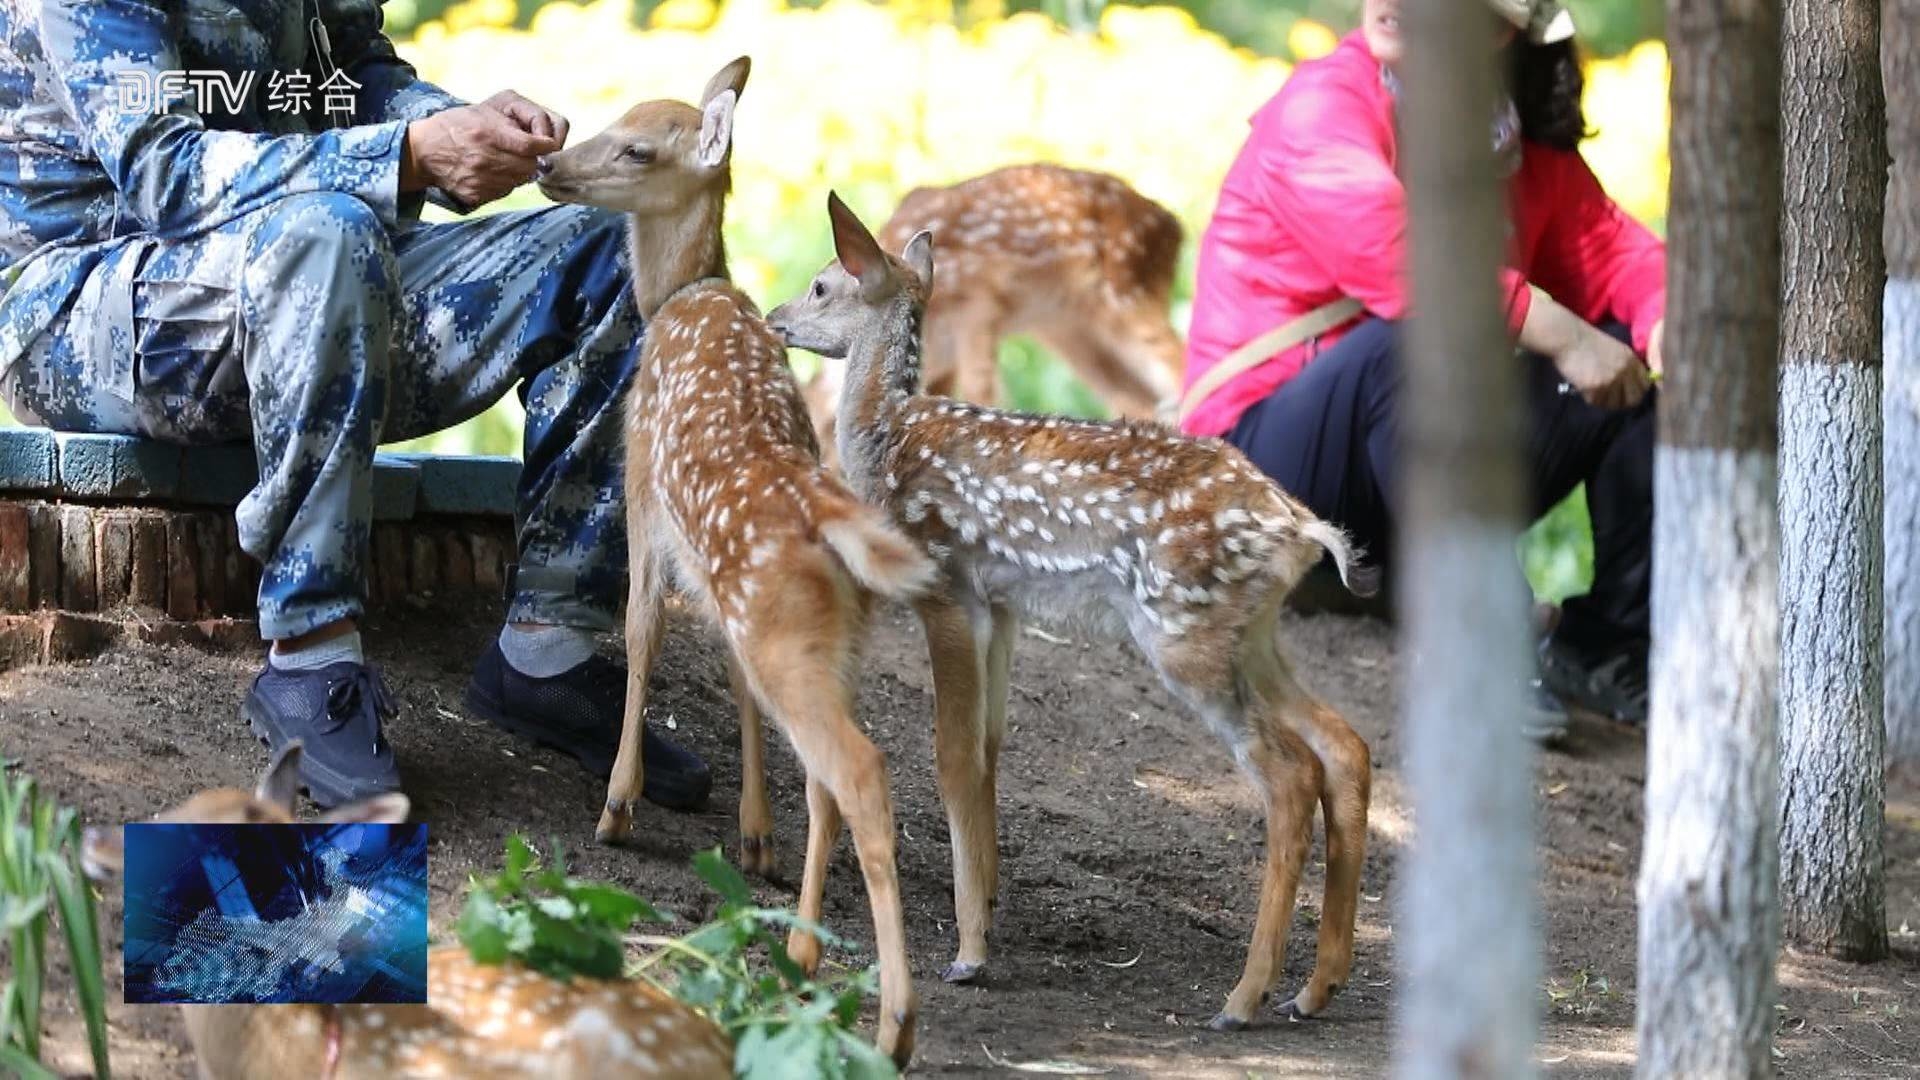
left=627, top=194, right=730, bottom=320
left=836, top=294, right=924, bottom=497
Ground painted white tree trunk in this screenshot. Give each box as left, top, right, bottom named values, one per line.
left=1636, top=0, right=1782, bottom=1074
left=1886, top=0, right=1920, bottom=767
left=1776, top=0, right=1888, bottom=959
left=1889, top=279, right=1920, bottom=766
left=1778, top=364, right=1887, bottom=957
left=1393, top=2, right=1538, bottom=1076
left=1638, top=450, right=1781, bottom=1077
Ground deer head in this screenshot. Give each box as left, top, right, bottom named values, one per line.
left=769, top=192, right=934, bottom=360
left=535, top=57, right=750, bottom=217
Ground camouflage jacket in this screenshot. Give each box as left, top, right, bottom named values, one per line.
left=0, top=0, right=465, bottom=379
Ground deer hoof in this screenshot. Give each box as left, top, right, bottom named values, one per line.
left=595, top=802, right=636, bottom=844
left=940, top=960, right=985, bottom=984
left=1275, top=998, right=1313, bottom=1022
left=739, top=834, right=776, bottom=878
left=1205, top=1012, right=1248, bottom=1033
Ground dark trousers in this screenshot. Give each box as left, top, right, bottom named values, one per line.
left=1226, top=317, right=1653, bottom=659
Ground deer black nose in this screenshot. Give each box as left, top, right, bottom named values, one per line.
left=535, top=156, right=554, bottom=178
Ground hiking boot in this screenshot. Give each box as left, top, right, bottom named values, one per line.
left=1538, top=637, right=1649, bottom=726
left=243, top=661, right=402, bottom=809
left=465, top=640, right=713, bottom=811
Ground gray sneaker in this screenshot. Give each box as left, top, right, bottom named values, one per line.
left=1525, top=677, right=1572, bottom=744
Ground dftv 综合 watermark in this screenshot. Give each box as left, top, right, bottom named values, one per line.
left=112, top=68, right=361, bottom=121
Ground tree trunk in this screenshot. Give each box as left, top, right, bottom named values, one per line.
left=1391, top=3, right=1537, bottom=1078
left=1636, top=0, right=1784, bottom=1076
left=1778, top=0, right=1889, bottom=961
left=1884, top=0, right=1920, bottom=768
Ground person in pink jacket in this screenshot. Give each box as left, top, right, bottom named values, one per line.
left=1183, top=0, right=1662, bottom=737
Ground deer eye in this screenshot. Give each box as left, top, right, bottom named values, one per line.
left=811, top=280, right=826, bottom=299
left=622, top=145, right=655, bottom=165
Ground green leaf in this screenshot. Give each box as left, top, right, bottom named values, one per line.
left=691, top=847, right=753, bottom=907
left=43, top=851, right=110, bottom=1079
left=534, top=895, right=578, bottom=922
left=567, top=882, right=666, bottom=928
left=502, top=835, right=537, bottom=889
left=0, top=1042, right=60, bottom=1080
left=456, top=890, right=511, bottom=965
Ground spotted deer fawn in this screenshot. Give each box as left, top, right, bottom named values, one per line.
left=801, top=164, right=1188, bottom=464
left=79, top=743, right=733, bottom=1079
left=534, top=60, right=927, bottom=1065
left=768, top=193, right=1377, bottom=1032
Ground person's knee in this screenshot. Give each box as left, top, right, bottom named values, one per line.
left=545, top=204, right=633, bottom=315
left=245, top=193, right=398, bottom=302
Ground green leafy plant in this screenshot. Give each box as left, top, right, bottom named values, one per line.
left=455, top=834, right=665, bottom=980
left=457, top=837, right=897, bottom=1080
left=0, top=763, right=111, bottom=1080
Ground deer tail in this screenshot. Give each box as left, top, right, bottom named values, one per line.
left=814, top=489, right=940, bottom=601
left=1301, top=519, right=1382, bottom=599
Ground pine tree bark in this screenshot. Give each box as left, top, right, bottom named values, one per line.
left=1636, top=0, right=1784, bottom=1076
left=1391, top=3, right=1537, bottom=1078
left=1777, top=0, right=1889, bottom=961
left=1884, top=0, right=1920, bottom=768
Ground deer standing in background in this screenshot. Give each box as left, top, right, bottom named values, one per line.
left=768, top=194, right=1377, bottom=1033
left=80, top=743, right=734, bottom=1080
left=534, top=60, right=927, bottom=1066
left=801, top=165, right=1188, bottom=464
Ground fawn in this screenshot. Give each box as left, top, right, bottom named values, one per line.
left=534, top=59, right=928, bottom=1065
left=767, top=193, right=1377, bottom=1032
left=79, top=742, right=734, bottom=1079
left=801, top=164, right=1188, bottom=465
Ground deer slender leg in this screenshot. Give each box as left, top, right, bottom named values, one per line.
left=1211, top=724, right=1322, bottom=1030
left=1243, top=625, right=1371, bottom=1018
left=598, top=533, right=663, bottom=844
left=729, top=650, right=777, bottom=878
left=1288, top=696, right=1370, bottom=1017
left=919, top=596, right=996, bottom=983
left=756, top=658, right=917, bottom=1068
left=786, top=775, right=842, bottom=976
left=980, top=603, right=1014, bottom=903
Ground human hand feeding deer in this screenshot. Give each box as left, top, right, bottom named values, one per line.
left=767, top=192, right=1379, bottom=1032
left=532, top=58, right=928, bottom=1067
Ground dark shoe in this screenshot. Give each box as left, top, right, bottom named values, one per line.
left=465, top=641, right=713, bottom=811
left=1524, top=677, right=1572, bottom=745
left=243, top=661, right=401, bottom=809
left=1539, top=637, right=1649, bottom=726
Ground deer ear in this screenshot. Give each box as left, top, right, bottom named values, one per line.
left=256, top=742, right=304, bottom=812
left=702, top=56, right=751, bottom=107
left=317, top=793, right=412, bottom=826
left=827, top=192, right=888, bottom=294
left=697, top=89, right=736, bottom=170
left=901, top=230, right=935, bottom=290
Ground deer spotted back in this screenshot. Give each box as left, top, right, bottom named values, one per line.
left=878, top=164, right=1183, bottom=312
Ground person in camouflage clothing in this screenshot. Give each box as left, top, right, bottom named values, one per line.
left=0, top=0, right=711, bottom=810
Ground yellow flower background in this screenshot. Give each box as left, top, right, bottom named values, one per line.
left=389, top=0, right=1667, bottom=597
left=395, top=0, right=1668, bottom=451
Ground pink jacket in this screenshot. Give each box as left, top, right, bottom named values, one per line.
left=1182, top=32, right=1667, bottom=438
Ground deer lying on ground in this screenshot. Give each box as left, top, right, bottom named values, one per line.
left=80, top=743, right=733, bottom=1079
left=801, top=164, right=1188, bottom=465
left=767, top=194, right=1377, bottom=1032
left=533, top=59, right=927, bottom=1066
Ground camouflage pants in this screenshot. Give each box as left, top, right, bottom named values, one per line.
left=0, top=196, right=640, bottom=640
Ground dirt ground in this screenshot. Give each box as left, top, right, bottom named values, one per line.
left=3, top=596, right=1917, bottom=1079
